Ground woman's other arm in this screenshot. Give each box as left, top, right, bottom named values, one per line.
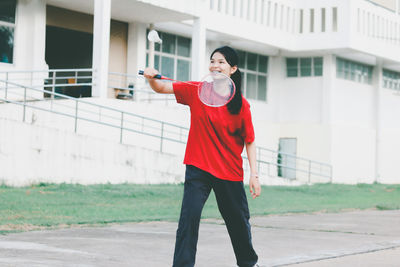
left=246, top=141, right=261, bottom=199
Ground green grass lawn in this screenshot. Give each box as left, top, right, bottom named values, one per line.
left=0, top=183, right=399, bottom=234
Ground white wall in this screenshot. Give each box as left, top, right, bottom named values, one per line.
left=332, top=79, right=375, bottom=127
left=0, top=117, right=185, bottom=186
left=379, top=128, right=400, bottom=183
left=278, top=77, right=324, bottom=123
left=377, top=88, right=400, bottom=183
left=330, top=125, right=376, bottom=183
left=328, top=79, right=376, bottom=183
left=380, top=88, right=400, bottom=128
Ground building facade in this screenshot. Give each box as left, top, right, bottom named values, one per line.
left=1, top=0, right=400, bottom=184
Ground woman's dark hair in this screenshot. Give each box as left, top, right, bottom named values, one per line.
left=210, top=46, right=242, bottom=115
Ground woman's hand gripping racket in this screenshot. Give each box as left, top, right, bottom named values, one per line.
left=139, top=70, right=235, bottom=107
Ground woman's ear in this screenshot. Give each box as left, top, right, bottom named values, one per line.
left=230, top=65, right=238, bottom=75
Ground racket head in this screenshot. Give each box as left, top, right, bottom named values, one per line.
left=198, top=72, right=236, bottom=107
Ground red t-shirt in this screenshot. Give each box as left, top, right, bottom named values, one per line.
left=173, top=81, right=255, bottom=181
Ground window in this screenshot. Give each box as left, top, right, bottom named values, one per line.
left=300, top=58, right=312, bottom=76
left=286, top=58, right=298, bottom=77
left=332, top=7, right=338, bottom=32
left=336, top=57, right=373, bottom=84
left=314, top=57, right=323, bottom=76
left=310, top=9, right=314, bottom=33
left=0, top=0, right=16, bottom=64
left=383, top=69, right=400, bottom=91
left=286, top=57, right=323, bottom=77
left=299, top=9, right=304, bottom=33
left=146, top=30, right=191, bottom=81
left=237, top=50, right=268, bottom=101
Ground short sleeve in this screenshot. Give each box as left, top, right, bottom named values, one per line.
left=241, top=101, right=255, bottom=144
left=173, top=82, right=199, bottom=106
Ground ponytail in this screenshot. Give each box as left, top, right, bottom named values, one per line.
left=227, top=69, right=242, bottom=115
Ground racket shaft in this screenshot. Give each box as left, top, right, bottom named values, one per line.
left=138, top=70, right=162, bottom=79
left=138, top=70, right=196, bottom=85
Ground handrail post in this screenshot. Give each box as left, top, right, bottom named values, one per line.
left=160, top=122, right=164, bottom=153
left=74, top=100, right=78, bottom=133
left=5, top=72, right=8, bottom=100
left=23, top=86, right=27, bottom=122
left=52, top=71, right=56, bottom=101
left=308, top=160, right=312, bottom=184
left=120, top=112, right=124, bottom=143
left=257, top=147, right=261, bottom=173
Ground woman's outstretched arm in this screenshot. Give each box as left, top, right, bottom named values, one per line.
left=143, top=67, right=174, bottom=94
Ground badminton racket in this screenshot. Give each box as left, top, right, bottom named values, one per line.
left=138, top=70, right=235, bottom=107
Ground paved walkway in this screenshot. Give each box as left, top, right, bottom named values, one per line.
left=0, top=210, right=399, bottom=266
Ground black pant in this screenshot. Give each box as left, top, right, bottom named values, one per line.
left=173, top=165, right=258, bottom=267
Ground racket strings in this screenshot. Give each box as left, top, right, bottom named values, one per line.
left=199, top=82, right=229, bottom=106
left=138, top=71, right=235, bottom=107
left=198, top=75, right=235, bottom=107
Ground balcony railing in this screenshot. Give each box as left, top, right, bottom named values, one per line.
left=205, top=0, right=400, bottom=54
left=0, top=69, right=94, bottom=101
left=356, top=0, right=400, bottom=45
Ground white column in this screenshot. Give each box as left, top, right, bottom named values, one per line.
left=14, top=0, right=47, bottom=70
left=92, top=0, right=111, bottom=98
left=396, top=0, right=400, bottom=14
left=268, top=56, right=284, bottom=123
left=13, top=0, right=47, bottom=98
left=321, top=54, right=335, bottom=180
left=127, top=22, right=147, bottom=87
left=191, top=17, right=206, bottom=81
left=148, top=24, right=155, bottom=68
left=31, top=0, right=47, bottom=71
left=373, top=59, right=383, bottom=183
left=321, top=54, right=335, bottom=125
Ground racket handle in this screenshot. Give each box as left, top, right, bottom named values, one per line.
left=138, top=70, right=162, bottom=79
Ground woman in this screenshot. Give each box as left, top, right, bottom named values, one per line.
left=143, top=46, right=261, bottom=267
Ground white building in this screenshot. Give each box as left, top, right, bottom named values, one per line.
left=1, top=0, right=400, bottom=185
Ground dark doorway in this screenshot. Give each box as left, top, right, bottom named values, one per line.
left=45, top=26, right=93, bottom=97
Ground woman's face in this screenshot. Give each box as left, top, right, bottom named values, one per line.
left=209, top=52, right=237, bottom=77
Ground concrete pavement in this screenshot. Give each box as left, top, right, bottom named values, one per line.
left=0, top=209, right=399, bottom=266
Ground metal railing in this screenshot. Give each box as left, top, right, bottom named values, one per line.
left=364, top=0, right=398, bottom=13
left=0, top=75, right=332, bottom=183
left=0, top=78, right=188, bottom=150
left=259, top=147, right=332, bottom=182
left=0, top=69, right=94, bottom=100
left=108, top=71, right=176, bottom=102
left=241, top=147, right=332, bottom=183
